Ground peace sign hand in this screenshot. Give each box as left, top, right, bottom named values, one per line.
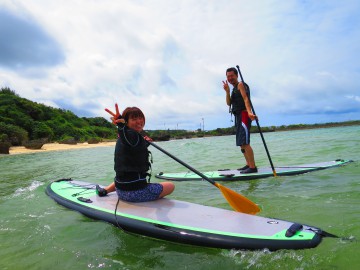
left=222, top=80, right=230, bottom=93
left=105, top=103, right=124, bottom=125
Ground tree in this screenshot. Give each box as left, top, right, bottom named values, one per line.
left=32, top=122, right=54, bottom=140
left=0, top=122, right=28, bottom=145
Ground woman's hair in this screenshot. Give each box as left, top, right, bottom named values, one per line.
left=122, top=107, right=145, bottom=124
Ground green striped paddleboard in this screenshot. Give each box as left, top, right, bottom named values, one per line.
left=156, top=159, right=352, bottom=181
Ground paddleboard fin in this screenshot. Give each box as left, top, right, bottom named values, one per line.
left=316, top=230, right=339, bottom=238
left=307, top=228, right=339, bottom=238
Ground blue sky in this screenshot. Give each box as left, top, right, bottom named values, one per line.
left=0, top=0, right=359, bottom=130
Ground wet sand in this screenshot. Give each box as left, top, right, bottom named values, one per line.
left=9, top=142, right=116, bottom=155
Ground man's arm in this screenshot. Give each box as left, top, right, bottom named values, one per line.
left=238, top=82, right=256, bottom=120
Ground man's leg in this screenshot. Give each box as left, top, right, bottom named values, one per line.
left=240, top=144, right=257, bottom=173
left=238, top=147, right=249, bottom=170
left=242, top=144, right=255, bottom=168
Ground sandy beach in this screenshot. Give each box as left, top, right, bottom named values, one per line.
left=9, top=141, right=116, bottom=155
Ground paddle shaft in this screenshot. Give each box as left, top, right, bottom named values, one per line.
left=148, top=141, right=217, bottom=186
left=236, top=65, right=277, bottom=176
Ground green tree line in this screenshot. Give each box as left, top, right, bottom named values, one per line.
left=0, top=87, right=116, bottom=145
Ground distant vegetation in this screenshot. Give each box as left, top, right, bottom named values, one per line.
left=0, top=87, right=359, bottom=147
left=145, top=119, right=360, bottom=140
left=0, top=87, right=116, bottom=146
left=261, top=121, right=360, bottom=132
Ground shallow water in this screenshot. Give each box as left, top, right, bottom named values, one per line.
left=1, top=126, right=359, bottom=269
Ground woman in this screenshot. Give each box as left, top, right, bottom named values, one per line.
left=96, top=105, right=174, bottom=202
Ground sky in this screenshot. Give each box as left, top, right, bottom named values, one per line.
left=0, top=0, right=359, bottom=130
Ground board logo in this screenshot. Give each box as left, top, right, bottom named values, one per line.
left=267, top=221, right=279, bottom=224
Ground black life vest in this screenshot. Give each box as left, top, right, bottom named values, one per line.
left=230, top=82, right=250, bottom=113
left=114, top=132, right=151, bottom=175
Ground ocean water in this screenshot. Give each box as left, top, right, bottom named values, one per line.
left=0, top=125, right=359, bottom=270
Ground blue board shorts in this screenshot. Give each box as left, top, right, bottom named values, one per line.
left=235, top=111, right=251, bottom=146
left=116, top=183, right=163, bottom=202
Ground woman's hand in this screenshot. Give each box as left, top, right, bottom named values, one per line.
left=143, top=135, right=153, bottom=142
left=112, top=117, right=125, bottom=124
left=105, top=103, right=121, bottom=124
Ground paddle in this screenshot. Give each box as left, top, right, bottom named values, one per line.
left=236, top=65, right=277, bottom=177
left=105, top=105, right=260, bottom=215
left=146, top=139, right=260, bottom=215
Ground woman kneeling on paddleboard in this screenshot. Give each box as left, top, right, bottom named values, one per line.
left=96, top=105, right=175, bottom=202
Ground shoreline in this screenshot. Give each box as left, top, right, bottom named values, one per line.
left=5, top=123, right=359, bottom=155
left=9, top=141, right=116, bottom=155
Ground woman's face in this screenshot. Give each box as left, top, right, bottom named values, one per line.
left=127, top=116, right=145, bottom=132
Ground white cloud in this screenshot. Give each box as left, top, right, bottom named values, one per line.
left=0, top=0, right=359, bottom=129
left=346, top=95, right=360, bottom=103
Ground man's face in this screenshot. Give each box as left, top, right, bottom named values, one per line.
left=226, top=71, right=238, bottom=85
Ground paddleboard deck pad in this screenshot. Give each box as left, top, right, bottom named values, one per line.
left=45, top=179, right=335, bottom=250
left=156, top=159, right=352, bottom=181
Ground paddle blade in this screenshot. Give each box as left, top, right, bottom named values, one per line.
left=215, top=183, right=260, bottom=215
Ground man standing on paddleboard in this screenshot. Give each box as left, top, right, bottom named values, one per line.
left=223, top=67, right=257, bottom=174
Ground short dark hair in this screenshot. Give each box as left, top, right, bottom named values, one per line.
left=122, top=107, right=146, bottom=125
left=226, top=67, right=238, bottom=76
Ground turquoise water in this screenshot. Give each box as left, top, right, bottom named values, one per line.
left=1, top=125, right=359, bottom=269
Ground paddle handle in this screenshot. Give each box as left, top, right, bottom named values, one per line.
left=236, top=65, right=277, bottom=176
left=147, top=141, right=216, bottom=186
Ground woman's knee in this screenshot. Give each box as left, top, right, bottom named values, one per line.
left=160, top=182, right=175, bottom=197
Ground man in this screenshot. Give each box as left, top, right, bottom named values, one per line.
left=222, top=67, right=257, bottom=173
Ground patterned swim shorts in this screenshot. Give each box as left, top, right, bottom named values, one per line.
left=235, top=111, right=251, bottom=146
left=116, top=183, right=163, bottom=202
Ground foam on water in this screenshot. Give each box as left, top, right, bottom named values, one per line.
left=12, top=180, right=43, bottom=198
